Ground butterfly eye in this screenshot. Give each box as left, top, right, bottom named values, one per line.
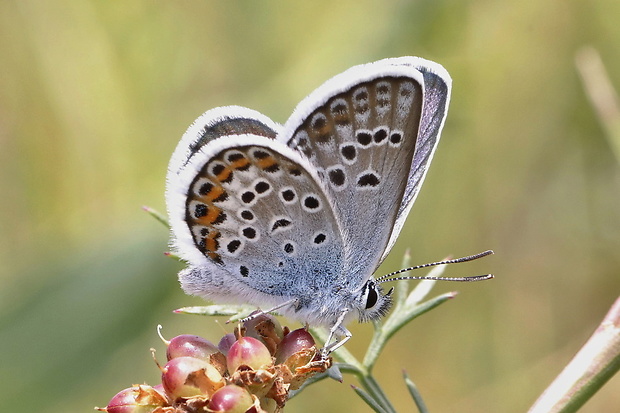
left=364, top=284, right=379, bottom=309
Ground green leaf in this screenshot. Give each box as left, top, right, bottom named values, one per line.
left=404, top=370, right=429, bottom=413
left=174, top=304, right=256, bottom=321
left=351, top=385, right=389, bottom=413
left=142, top=205, right=170, bottom=228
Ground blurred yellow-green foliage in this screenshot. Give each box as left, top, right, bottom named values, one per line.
left=1, top=1, right=619, bottom=412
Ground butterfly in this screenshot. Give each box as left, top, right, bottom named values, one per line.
left=166, top=57, right=452, bottom=352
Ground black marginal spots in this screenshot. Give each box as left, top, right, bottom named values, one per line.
left=227, top=152, right=245, bottom=162
left=374, top=128, right=388, bottom=144
left=227, top=152, right=251, bottom=171
left=312, top=115, right=327, bottom=131
left=289, top=167, right=303, bottom=177
left=213, top=210, right=227, bottom=225
left=199, top=182, right=213, bottom=195
left=264, top=162, right=280, bottom=173
left=194, top=203, right=207, bottom=218
left=303, top=195, right=320, bottom=210
left=356, top=131, right=372, bottom=146
left=400, top=84, right=413, bottom=97
left=253, top=150, right=270, bottom=159
left=211, top=163, right=233, bottom=183
left=227, top=239, right=241, bottom=253
left=328, top=168, right=346, bottom=186
left=271, top=218, right=292, bottom=232
left=212, top=191, right=229, bottom=203
left=211, top=163, right=225, bottom=176
left=313, top=233, right=326, bottom=245
left=332, top=102, right=347, bottom=115
left=332, top=102, right=351, bottom=125
left=377, top=84, right=390, bottom=94
left=310, top=114, right=332, bottom=144
left=240, top=265, right=249, bottom=277
left=241, top=191, right=255, bottom=204
left=358, top=172, right=380, bottom=187
left=355, top=90, right=369, bottom=102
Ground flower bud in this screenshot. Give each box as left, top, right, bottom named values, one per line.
left=161, top=356, right=224, bottom=399
left=103, top=384, right=168, bottom=413
left=275, top=328, right=316, bottom=366
left=226, top=336, right=273, bottom=373
left=243, top=313, right=283, bottom=341
left=166, top=334, right=219, bottom=361
left=208, top=384, right=254, bottom=413
left=218, top=333, right=236, bottom=356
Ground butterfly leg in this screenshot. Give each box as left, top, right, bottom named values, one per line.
left=321, top=310, right=351, bottom=356
left=237, top=298, right=299, bottom=324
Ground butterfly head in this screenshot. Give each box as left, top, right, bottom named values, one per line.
left=355, top=279, right=394, bottom=323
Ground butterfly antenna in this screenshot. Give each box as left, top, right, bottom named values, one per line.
left=376, top=250, right=494, bottom=284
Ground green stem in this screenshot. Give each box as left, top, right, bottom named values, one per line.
left=527, top=296, right=620, bottom=413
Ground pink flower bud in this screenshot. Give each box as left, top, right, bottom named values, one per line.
left=161, top=356, right=224, bottom=399
left=103, top=384, right=168, bottom=413
left=208, top=384, right=254, bottom=413
left=243, top=312, right=283, bottom=341
left=226, top=336, right=273, bottom=373
left=218, top=333, right=236, bottom=356
left=166, top=334, right=218, bottom=361
left=275, top=328, right=316, bottom=365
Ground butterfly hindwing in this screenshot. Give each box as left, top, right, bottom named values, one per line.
left=169, top=133, right=346, bottom=306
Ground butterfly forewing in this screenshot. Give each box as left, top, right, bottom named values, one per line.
left=283, top=68, right=424, bottom=278
left=182, top=136, right=346, bottom=301
left=380, top=60, right=452, bottom=261
left=167, top=106, right=281, bottom=180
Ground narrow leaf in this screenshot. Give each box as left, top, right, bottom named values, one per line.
left=403, top=370, right=429, bottom=413
left=351, top=385, right=389, bottom=413
left=174, top=304, right=255, bottom=319
left=142, top=205, right=170, bottom=228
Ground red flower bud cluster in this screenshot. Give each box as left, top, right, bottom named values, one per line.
left=98, top=314, right=331, bottom=413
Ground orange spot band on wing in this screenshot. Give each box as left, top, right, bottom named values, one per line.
left=229, top=156, right=251, bottom=170
left=201, top=185, right=227, bottom=203
left=256, top=156, right=278, bottom=170
left=215, top=166, right=233, bottom=182
left=196, top=205, right=223, bottom=226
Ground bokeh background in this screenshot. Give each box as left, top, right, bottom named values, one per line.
left=1, top=1, right=619, bottom=412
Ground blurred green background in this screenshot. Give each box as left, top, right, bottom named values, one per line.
left=1, top=1, right=619, bottom=412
